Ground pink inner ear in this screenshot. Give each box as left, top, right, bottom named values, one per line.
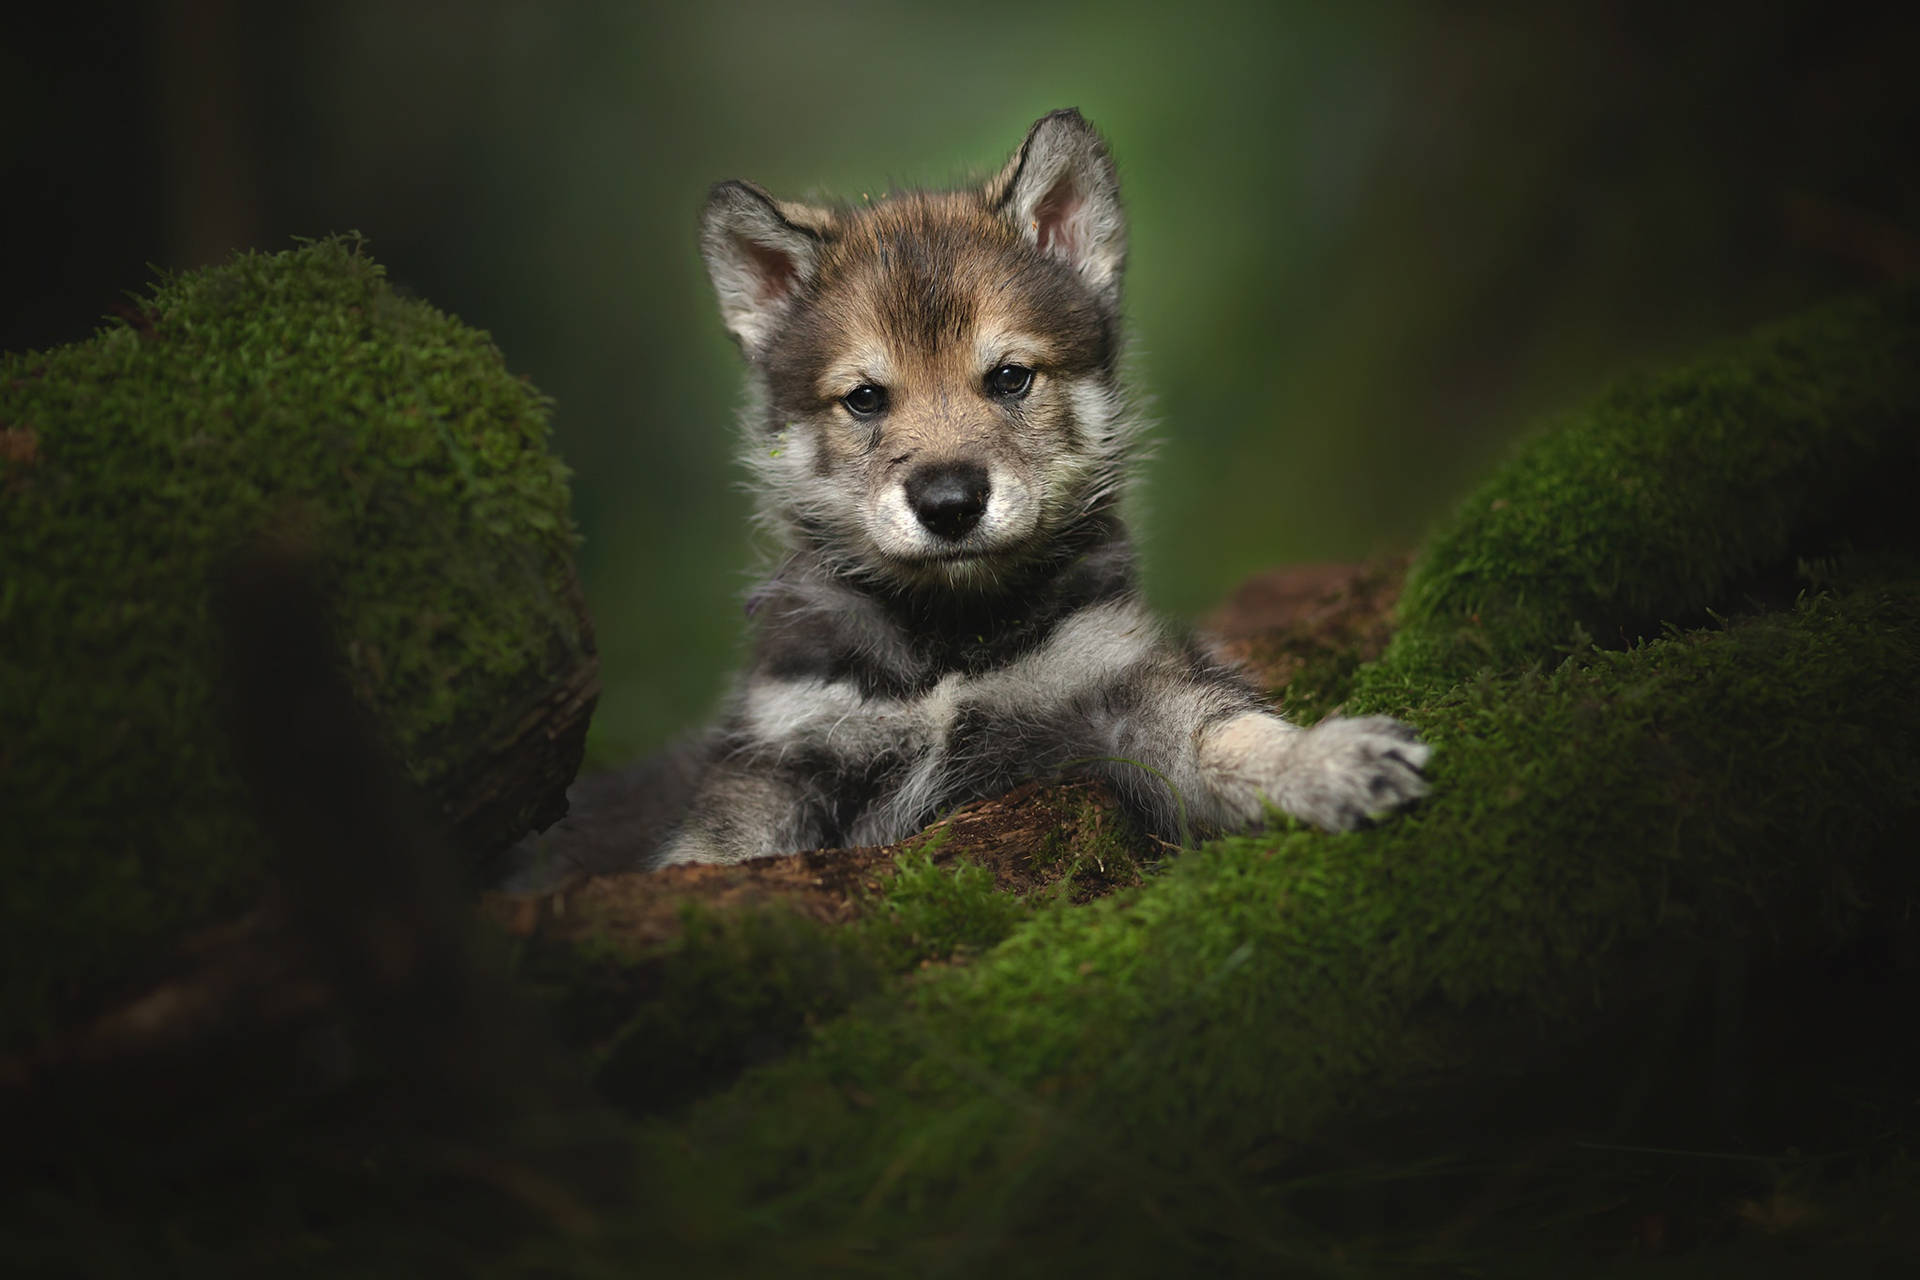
left=1033, top=181, right=1083, bottom=259
left=741, top=236, right=798, bottom=303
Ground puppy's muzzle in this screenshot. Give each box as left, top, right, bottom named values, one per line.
left=905, top=460, right=989, bottom=541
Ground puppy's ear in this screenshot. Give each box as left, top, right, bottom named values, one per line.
left=986, top=109, right=1126, bottom=301
left=700, top=181, right=829, bottom=352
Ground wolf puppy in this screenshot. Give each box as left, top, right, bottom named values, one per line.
left=661, top=109, right=1427, bottom=867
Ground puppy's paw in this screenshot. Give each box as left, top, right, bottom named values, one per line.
left=1205, top=712, right=1430, bottom=832
left=651, top=834, right=707, bottom=868
left=1275, top=715, right=1429, bottom=830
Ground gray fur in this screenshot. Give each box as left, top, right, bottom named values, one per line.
left=655, top=109, right=1429, bottom=867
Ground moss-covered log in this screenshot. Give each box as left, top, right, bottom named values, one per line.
left=0, top=237, right=595, bottom=1048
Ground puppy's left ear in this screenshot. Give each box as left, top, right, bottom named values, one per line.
left=986, top=108, right=1126, bottom=301
left=700, top=181, right=831, bottom=354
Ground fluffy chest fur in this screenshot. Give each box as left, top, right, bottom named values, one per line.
left=706, top=536, right=1222, bottom=852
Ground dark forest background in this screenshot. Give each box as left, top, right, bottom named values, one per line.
left=8, top=0, right=1916, bottom=762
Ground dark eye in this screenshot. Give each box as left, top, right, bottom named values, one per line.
left=842, top=383, right=887, bottom=417
left=987, top=363, right=1034, bottom=398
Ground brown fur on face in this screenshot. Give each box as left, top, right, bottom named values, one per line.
left=763, top=192, right=1118, bottom=417
left=704, top=110, right=1135, bottom=592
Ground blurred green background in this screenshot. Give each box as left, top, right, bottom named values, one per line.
left=8, top=0, right=1915, bottom=765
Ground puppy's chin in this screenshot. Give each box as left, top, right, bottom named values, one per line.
left=871, top=546, right=1023, bottom=595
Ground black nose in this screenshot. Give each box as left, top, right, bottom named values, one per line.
left=905, top=461, right=990, bottom=541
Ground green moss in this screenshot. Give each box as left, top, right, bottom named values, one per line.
left=0, top=237, right=583, bottom=1047
left=1351, top=287, right=1920, bottom=712
left=554, top=851, right=1033, bottom=1115
left=862, top=850, right=1028, bottom=967
left=1021, top=788, right=1157, bottom=902
left=590, top=904, right=885, bottom=1114
left=1278, top=641, right=1370, bottom=724
left=642, top=577, right=1919, bottom=1269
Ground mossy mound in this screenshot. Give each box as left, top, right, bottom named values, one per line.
left=1352, top=288, right=1920, bottom=708
left=494, top=779, right=1153, bottom=1116
left=0, top=237, right=591, bottom=1048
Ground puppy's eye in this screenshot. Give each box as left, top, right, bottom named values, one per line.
left=987, top=363, right=1034, bottom=398
left=842, top=384, right=888, bottom=417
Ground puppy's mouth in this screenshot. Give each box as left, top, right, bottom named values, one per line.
left=886, top=536, right=1030, bottom=566
left=875, top=542, right=1027, bottom=586
left=882, top=551, right=991, bottom=575
left=907, top=547, right=995, bottom=562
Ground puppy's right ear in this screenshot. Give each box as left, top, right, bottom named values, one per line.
left=700, top=181, right=825, bottom=353
left=985, top=109, right=1125, bottom=303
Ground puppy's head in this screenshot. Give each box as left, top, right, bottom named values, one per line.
left=700, top=109, right=1135, bottom=593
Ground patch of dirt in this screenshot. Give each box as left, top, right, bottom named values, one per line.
left=1202, top=557, right=1407, bottom=706
left=912, top=777, right=1154, bottom=901
left=484, top=844, right=895, bottom=949
left=482, top=778, right=1153, bottom=949
left=0, top=897, right=330, bottom=1092
left=0, top=424, right=38, bottom=467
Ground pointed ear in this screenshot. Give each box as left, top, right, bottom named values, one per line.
left=700, top=181, right=829, bottom=352
left=986, top=108, right=1126, bottom=301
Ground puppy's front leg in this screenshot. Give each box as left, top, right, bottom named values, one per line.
left=653, top=761, right=825, bottom=867
left=1095, top=653, right=1429, bottom=837
left=1193, top=710, right=1429, bottom=833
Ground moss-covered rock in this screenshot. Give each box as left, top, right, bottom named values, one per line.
left=0, top=237, right=593, bottom=1048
